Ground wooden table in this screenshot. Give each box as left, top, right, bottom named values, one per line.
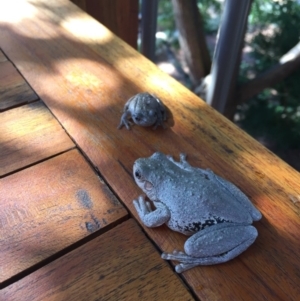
left=0, top=1, right=300, bottom=300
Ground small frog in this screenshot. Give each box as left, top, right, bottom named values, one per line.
left=133, top=152, right=262, bottom=273
left=118, top=92, right=167, bottom=130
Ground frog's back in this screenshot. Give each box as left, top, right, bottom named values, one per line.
left=161, top=171, right=258, bottom=235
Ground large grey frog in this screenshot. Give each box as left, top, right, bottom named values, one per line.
left=133, top=152, right=262, bottom=273
left=118, top=92, right=167, bottom=130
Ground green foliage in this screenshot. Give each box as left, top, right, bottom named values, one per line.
left=156, top=0, right=300, bottom=149
left=157, top=0, right=176, bottom=43
left=197, top=0, right=222, bottom=33
left=238, top=0, right=300, bottom=149
left=156, top=0, right=221, bottom=44
left=249, top=0, right=300, bottom=65
left=238, top=85, right=300, bottom=149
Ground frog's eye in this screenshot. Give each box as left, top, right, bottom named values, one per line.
left=135, top=170, right=142, bottom=179
left=133, top=113, right=143, bottom=122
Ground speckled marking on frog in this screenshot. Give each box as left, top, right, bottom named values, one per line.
left=171, top=216, right=231, bottom=234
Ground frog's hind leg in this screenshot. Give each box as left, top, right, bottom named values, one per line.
left=153, top=113, right=166, bottom=129
left=161, top=223, right=258, bottom=273
left=162, top=238, right=255, bottom=273
left=208, top=171, right=262, bottom=221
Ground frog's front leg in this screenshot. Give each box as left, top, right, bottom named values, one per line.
left=118, top=110, right=132, bottom=130
left=162, top=222, right=258, bottom=273
left=133, top=196, right=171, bottom=227
left=152, top=108, right=167, bottom=129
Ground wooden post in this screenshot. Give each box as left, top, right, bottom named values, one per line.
left=71, top=0, right=139, bottom=49
left=206, top=0, right=252, bottom=117
left=141, top=0, right=158, bottom=61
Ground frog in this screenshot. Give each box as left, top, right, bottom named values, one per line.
left=132, top=152, right=262, bottom=273
left=118, top=92, right=167, bottom=130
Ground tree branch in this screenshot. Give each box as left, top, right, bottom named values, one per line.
left=171, top=0, right=211, bottom=86
left=237, top=42, right=300, bottom=104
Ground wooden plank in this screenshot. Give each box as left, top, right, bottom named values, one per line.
left=0, top=49, right=7, bottom=62
left=0, top=59, right=38, bottom=111
left=0, top=149, right=128, bottom=285
left=0, top=1, right=300, bottom=300
left=0, top=101, right=75, bottom=176
left=1, top=219, right=194, bottom=301
left=70, top=0, right=86, bottom=11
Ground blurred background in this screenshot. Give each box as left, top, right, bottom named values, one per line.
left=152, top=0, right=300, bottom=171
left=72, top=0, right=300, bottom=171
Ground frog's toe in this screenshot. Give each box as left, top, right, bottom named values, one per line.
left=161, top=252, right=177, bottom=260
left=172, top=250, right=185, bottom=255
left=161, top=250, right=192, bottom=262
left=118, top=120, right=131, bottom=130
left=124, top=121, right=132, bottom=130
left=117, top=121, right=124, bottom=129
left=133, top=196, right=146, bottom=212
left=175, top=262, right=199, bottom=273
left=145, top=201, right=152, bottom=212
left=175, top=264, right=185, bottom=273
left=161, top=252, right=200, bottom=273
left=161, top=252, right=170, bottom=260
left=166, top=154, right=175, bottom=162
left=179, top=153, right=187, bottom=162
left=132, top=199, right=140, bottom=211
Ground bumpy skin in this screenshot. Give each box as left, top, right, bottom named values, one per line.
left=118, top=93, right=167, bottom=130
left=133, top=152, right=262, bottom=273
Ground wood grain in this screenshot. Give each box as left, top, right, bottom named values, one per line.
left=0, top=101, right=75, bottom=176
left=70, top=0, right=86, bottom=11
left=0, top=149, right=128, bottom=285
left=1, top=219, right=194, bottom=301
left=0, top=58, right=38, bottom=111
left=0, top=1, right=300, bottom=300
left=0, top=49, right=7, bottom=62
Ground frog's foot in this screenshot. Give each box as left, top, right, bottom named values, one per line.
left=133, top=195, right=152, bottom=216
left=118, top=118, right=132, bottom=130
left=118, top=110, right=132, bottom=130
left=179, top=153, right=194, bottom=170
left=162, top=250, right=220, bottom=272
left=162, top=250, right=191, bottom=262
left=133, top=196, right=170, bottom=228
left=162, top=224, right=258, bottom=273
left=166, top=154, right=175, bottom=161
left=152, top=121, right=161, bottom=130
left=152, top=115, right=167, bottom=130
left=179, top=153, right=187, bottom=164
left=162, top=250, right=207, bottom=273
left=161, top=248, right=241, bottom=273
left=166, top=153, right=193, bottom=170
left=156, top=122, right=167, bottom=130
